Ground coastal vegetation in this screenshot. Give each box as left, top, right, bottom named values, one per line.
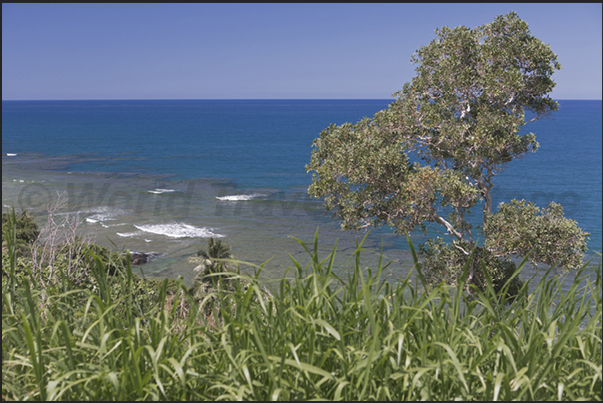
left=2, top=12, right=601, bottom=402
left=191, top=237, right=236, bottom=297
left=2, top=208, right=601, bottom=400
left=306, top=12, right=590, bottom=295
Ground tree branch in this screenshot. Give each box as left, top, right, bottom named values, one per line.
left=433, top=214, right=465, bottom=242
left=452, top=241, right=470, bottom=256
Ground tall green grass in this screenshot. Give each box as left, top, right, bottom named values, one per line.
left=2, top=224, right=601, bottom=400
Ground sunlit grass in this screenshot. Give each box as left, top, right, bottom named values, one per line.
left=2, top=214, right=601, bottom=400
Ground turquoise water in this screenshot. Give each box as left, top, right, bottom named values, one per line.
left=2, top=99, right=601, bottom=285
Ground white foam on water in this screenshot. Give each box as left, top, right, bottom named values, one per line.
left=86, top=213, right=118, bottom=223
left=134, top=222, right=225, bottom=238
left=100, top=222, right=127, bottom=228
left=82, top=206, right=128, bottom=224
left=148, top=188, right=177, bottom=194
left=81, top=206, right=120, bottom=214
left=216, top=193, right=266, bottom=201
left=116, top=231, right=142, bottom=238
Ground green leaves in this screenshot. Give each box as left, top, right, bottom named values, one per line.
left=308, top=12, right=561, bottom=233
left=484, top=199, right=590, bottom=269
left=192, top=237, right=236, bottom=298
left=2, top=209, right=40, bottom=259
left=307, top=12, right=587, bottom=290
left=307, top=117, right=419, bottom=232
left=2, top=222, right=602, bottom=400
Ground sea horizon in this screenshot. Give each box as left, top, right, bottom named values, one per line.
left=3, top=97, right=602, bottom=101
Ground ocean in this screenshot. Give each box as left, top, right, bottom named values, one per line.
left=2, top=99, right=601, bottom=287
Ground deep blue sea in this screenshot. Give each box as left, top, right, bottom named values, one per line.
left=2, top=99, right=601, bottom=285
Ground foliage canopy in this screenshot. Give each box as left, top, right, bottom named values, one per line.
left=307, top=12, right=589, bottom=289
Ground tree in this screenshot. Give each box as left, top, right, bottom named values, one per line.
left=306, top=12, right=589, bottom=293
left=191, top=237, right=234, bottom=298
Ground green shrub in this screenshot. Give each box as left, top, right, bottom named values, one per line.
left=420, top=237, right=524, bottom=300
left=2, top=209, right=39, bottom=258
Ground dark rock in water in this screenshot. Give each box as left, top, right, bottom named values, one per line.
left=124, top=251, right=161, bottom=265
left=130, top=253, right=147, bottom=265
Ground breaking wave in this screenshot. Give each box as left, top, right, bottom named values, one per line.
left=216, top=193, right=266, bottom=201
left=147, top=188, right=177, bottom=194
left=133, top=222, right=225, bottom=238
left=116, top=231, right=141, bottom=238
left=83, top=206, right=129, bottom=224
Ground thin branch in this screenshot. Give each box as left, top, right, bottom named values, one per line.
left=433, top=214, right=465, bottom=242
left=452, top=241, right=470, bottom=256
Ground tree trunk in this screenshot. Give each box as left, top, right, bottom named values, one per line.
left=478, top=177, right=493, bottom=222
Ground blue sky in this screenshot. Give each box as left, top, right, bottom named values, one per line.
left=2, top=3, right=601, bottom=100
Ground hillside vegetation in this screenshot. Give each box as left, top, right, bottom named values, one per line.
left=2, top=209, right=601, bottom=400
